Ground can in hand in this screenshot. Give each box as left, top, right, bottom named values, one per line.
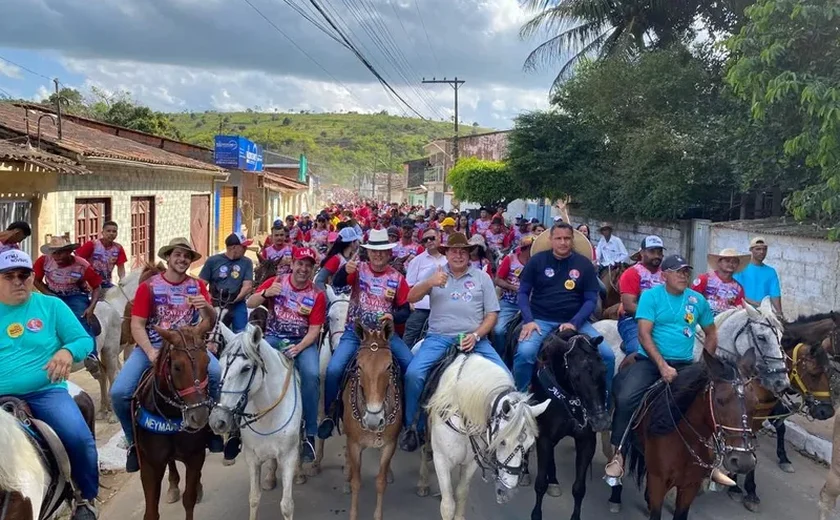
left=458, top=333, right=465, bottom=350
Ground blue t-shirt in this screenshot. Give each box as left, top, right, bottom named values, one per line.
left=636, top=285, right=714, bottom=362
left=734, top=263, right=781, bottom=302
left=199, top=253, right=254, bottom=297
left=519, top=250, right=599, bottom=324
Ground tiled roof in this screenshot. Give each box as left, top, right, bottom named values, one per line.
left=0, top=104, right=224, bottom=173
left=0, top=139, right=89, bottom=175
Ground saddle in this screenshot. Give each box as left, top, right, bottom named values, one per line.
left=415, top=345, right=462, bottom=424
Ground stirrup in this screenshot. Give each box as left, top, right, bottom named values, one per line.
left=710, top=468, right=736, bottom=487
left=605, top=454, right=624, bottom=478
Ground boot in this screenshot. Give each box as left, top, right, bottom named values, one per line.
left=72, top=500, right=97, bottom=520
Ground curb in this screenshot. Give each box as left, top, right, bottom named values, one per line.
left=763, top=419, right=833, bottom=465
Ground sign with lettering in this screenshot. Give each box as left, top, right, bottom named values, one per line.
left=214, top=135, right=264, bottom=171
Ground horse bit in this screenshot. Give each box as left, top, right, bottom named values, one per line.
left=350, top=340, right=401, bottom=444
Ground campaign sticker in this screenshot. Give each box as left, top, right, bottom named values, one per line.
left=26, top=319, right=43, bottom=333
left=688, top=296, right=697, bottom=304
left=569, top=269, right=580, bottom=280
left=463, top=292, right=473, bottom=302
left=7, top=323, right=23, bottom=339
left=450, top=292, right=461, bottom=300
left=231, top=271, right=240, bottom=279
left=544, top=268, right=555, bottom=278
left=564, top=279, right=576, bottom=290
left=683, top=327, right=692, bottom=338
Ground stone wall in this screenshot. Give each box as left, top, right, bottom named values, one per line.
left=568, top=210, right=691, bottom=257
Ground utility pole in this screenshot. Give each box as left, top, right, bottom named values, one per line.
left=53, top=78, right=63, bottom=140
left=421, top=77, right=465, bottom=192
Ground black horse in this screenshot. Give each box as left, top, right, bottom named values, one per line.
left=528, top=329, right=612, bottom=520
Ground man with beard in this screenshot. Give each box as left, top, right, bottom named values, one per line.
left=245, top=247, right=326, bottom=463
left=691, top=248, right=750, bottom=315
left=110, top=238, right=222, bottom=473
left=617, top=236, right=666, bottom=355
left=200, top=232, right=254, bottom=333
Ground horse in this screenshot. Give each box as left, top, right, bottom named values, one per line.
left=133, top=322, right=215, bottom=520
left=528, top=331, right=612, bottom=520
left=210, top=323, right=301, bottom=520
left=0, top=382, right=96, bottom=520
left=599, top=264, right=627, bottom=311
left=620, top=349, right=760, bottom=520
left=415, top=352, right=550, bottom=520
left=119, top=263, right=167, bottom=361
left=342, top=320, right=402, bottom=520
left=727, top=340, right=834, bottom=512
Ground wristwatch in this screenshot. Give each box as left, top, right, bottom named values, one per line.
left=471, top=333, right=481, bottom=342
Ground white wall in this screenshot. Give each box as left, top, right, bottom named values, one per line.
left=568, top=210, right=689, bottom=256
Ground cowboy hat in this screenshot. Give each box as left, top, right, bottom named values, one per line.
left=598, top=223, right=614, bottom=232
left=362, top=228, right=397, bottom=251
left=40, top=236, right=79, bottom=255
left=440, top=232, right=474, bottom=251
left=531, top=228, right=594, bottom=259
left=707, top=248, right=751, bottom=274
left=467, top=234, right=486, bottom=251
left=158, top=237, right=202, bottom=262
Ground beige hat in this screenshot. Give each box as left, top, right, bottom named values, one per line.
left=749, top=236, right=769, bottom=249
left=531, top=227, right=594, bottom=258
left=466, top=234, right=486, bottom=251
left=40, top=236, right=79, bottom=255
left=707, top=248, right=751, bottom=273
left=158, top=237, right=202, bottom=262
left=361, top=228, right=398, bottom=251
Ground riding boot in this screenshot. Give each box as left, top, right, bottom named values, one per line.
left=125, top=445, right=140, bottom=473
left=72, top=499, right=98, bottom=520
left=301, top=436, right=316, bottom=463
left=317, top=417, right=335, bottom=440
left=223, top=429, right=242, bottom=465
left=399, top=428, right=418, bottom=452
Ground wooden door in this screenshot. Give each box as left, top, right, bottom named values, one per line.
left=190, top=195, right=210, bottom=261
left=217, top=186, right=236, bottom=248
left=75, top=198, right=110, bottom=245
left=130, top=197, right=155, bottom=268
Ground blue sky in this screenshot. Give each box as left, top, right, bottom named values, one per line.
left=0, top=0, right=561, bottom=128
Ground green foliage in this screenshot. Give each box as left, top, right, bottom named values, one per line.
left=726, top=0, right=840, bottom=233
left=448, top=157, right=520, bottom=210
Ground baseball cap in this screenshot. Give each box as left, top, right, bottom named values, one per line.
left=225, top=232, right=253, bottom=248
left=301, top=211, right=311, bottom=218
left=441, top=217, right=456, bottom=227
left=0, top=249, right=33, bottom=274
left=661, top=254, right=692, bottom=272
left=530, top=217, right=541, bottom=224
left=338, top=227, right=362, bottom=243
left=387, top=226, right=400, bottom=237
left=749, top=236, right=768, bottom=248
left=401, top=218, right=415, bottom=228
left=640, top=235, right=665, bottom=250
left=292, top=247, right=317, bottom=263
left=514, top=213, right=525, bottom=222
left=552, top=215, right=564, bottom=223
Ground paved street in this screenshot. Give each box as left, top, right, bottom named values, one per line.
left=102, top=431, right=840, bottom=519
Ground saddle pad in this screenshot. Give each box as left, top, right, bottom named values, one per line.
left=135, top=405, right=183, bottom=434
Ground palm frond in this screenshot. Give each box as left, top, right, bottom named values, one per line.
left=550, top=27, right=614, bottom=90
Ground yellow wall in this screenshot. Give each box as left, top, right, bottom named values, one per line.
left=0, top=162, right=58, bottom=248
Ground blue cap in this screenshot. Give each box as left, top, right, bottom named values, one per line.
left=338, top=227, right=362, bottom=243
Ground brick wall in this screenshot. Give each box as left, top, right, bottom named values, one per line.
left=568, top=210, right=690, bottom=256
left=457, top=131, right=510, bottom=161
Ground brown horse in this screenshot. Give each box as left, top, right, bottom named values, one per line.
left=623, top=349, right=760, bottom=520
left=342, top=319, right=402, bottom=520
left=134, top=323, right=215, bottom=520
left=600, top=264, right=627, bottom=311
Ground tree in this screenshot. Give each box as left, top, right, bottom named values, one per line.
left=726, top=0, right=840, bottom=232
left=447, top=157, right=521, bottom=210
left=41, top=87, right=86, bottom=114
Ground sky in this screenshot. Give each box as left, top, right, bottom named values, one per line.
left=0, top=0, right=562, bottom=129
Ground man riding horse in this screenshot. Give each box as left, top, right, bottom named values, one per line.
left=0, top=249, right=98, bottom=520
left=691, top=248, right=751, bottom=315
left=199, top=232, right=254, bottom=333
left=617, top=236, right=665, bottom=355
left=75, top=220, right=127, bottom=293
left=110, top=238, right=223, bottom=473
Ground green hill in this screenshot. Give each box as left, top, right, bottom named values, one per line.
left=167, top=111, right=495, bottom=182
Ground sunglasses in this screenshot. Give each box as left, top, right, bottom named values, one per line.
left=422, top=236, right=436, bottom=243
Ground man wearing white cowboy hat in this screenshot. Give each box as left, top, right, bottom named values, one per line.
left=317, top=227, right=414, bottom=440
left=110, top=237, right=223, bottom=473
left=735, top=237, right=782, bottom=316
left=595, top=223, right=629, bottom=272
left=33, top=236, right=103, bottom=375
left=690, top=248, right=750, bottom=316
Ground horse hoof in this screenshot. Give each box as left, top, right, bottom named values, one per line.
left=294, top=474, right=307, bottom=485
left=743, top=497, right=760, bottom=513
left=779, top=462, right=795, bottom=473
left=519, top=473, right=531, bottom=487
left=221, top=458, right=236, bottom=467
left=547, top=484, right=562, bottom=497
left=305, top=463, right=320, bottom=477
left=416, top=486, right=430, bottom=497
left=387, top=469, right=395, bottom=484
left=166, top=487, right=180, bottom=504
left=609, top=502, right=621, bottom=514
left=343, top=483, right=351, bottom=495
left=196, top=484, right=203, bottom=504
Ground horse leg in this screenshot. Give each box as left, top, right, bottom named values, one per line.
left=453, top=462, right=477, bottom=520
left=519, top=448, right=532, bottom=487
left=166, top=461, right=181, bottom=504
left=546, top=441, right=561, bottom=498
left=820, top=413, right=840, bottom=519
left=245, top=452, right=262, bottom=520
left=608, top=485, right=624, bottom=514
left=742, top=469, right=760, bottom=512
left=347, top=440, right=363, bottom=520
left=530, top=435, right=552, bottom=520
left=416, top=441, right=431, bottom=497
left=279, top=452, right=298, bottom=520
left=672, top=483, right=701, bottom=520
left=140, top=462, right=165, bottom=520
left=570, top=434, right=596, bottom=520
left=774, top=416, right=794, bottom=473
left=373, top=442, right=397, bottom=520
left=181, top=451, right=206, bottom=520
left=434, top=451, right=456, bottom=520
left=262, top=458, right=278, bottom=491
left=645, top=474, right=667, bottom=520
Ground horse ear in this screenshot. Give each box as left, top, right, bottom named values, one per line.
left=154, top=326, right=173, bottom=344
left=529, top=399, right=551, bottom=419
left=354, top=320, right=365, bottom=341
left=737, top=348, right=758, bottom=378
left=703, top=349, right=725, bottom=377
left=327, top=284, right=337, bottom=301
left=744, top=302, right=760, bottom=320
left=382, top=319, right=394, bottom=340
left=590, top=335, right=604, bottom=347
left=250, top=323, right=263, bottom=346
left=759, top=297, right=775, bottom=316
left=219, top=322, right=236, bottom=344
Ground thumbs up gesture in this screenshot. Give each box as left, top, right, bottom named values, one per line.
left=346, top=252, right=360, bottom=274
left=429, top=266, right=448, bottom=288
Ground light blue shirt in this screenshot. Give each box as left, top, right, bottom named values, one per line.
left=636, top=285, right=714, bottom=362
left=734, top=263, right=781, bottom=302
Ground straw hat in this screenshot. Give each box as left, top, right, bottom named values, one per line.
left=40, top=236, right=79, bottom=255
left=467, top=234, right=486, bottom=251
left=707, top=248, right=751, bottom=273
left=531, top=228, right=594, bottom=258
left=158, top=237, right=202, bottom=262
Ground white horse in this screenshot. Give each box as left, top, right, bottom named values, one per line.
left=416, top=354, right=550, bottom=520
left=0, top=407, right=48, bottom=519
left=210, top=323, right=302, bottom=520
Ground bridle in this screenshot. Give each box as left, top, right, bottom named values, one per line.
left=720, top=316, right=787, bottom=380
left=349, top=339, right=400, bottom=443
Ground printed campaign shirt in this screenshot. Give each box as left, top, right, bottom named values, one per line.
left=77, top=239, right=127, bottom=286
left=0, top=241, right=20, bottom=253
left=618, top=263, right=665, bottom=316
left=392, top=241, right=423, bottom=260
left=483, top=229, right=506, bottom=250
left=309, top=229, right=329, bottom=252
left=257, top=274, right=326, bottom=339
left=263, top=244, right=294, bottom=276
left=473, top=218, right=491, bottom=236
left=37, top=256, right=99, bottom=296
left=496, top=252, right=526, bottom=304
left=691, top=272, right=745, bottom=315
left=346, top=262, right=408, bottom=330
left=132, top=274, right=209, bottom=346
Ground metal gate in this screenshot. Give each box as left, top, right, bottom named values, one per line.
left=217, top=186, right=236, bottom=247
left=75, top=198, right=110, bottom=245
left=0, top=201, right=32, bottom=256
left=190, top=195, right=210, bottom=260
left=130, top=197, right=155, bottom=268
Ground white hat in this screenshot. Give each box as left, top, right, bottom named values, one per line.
left=362, top=228, right=397, bottom=251
left=707, top=248, right=752, bottom=274
left=0, top=249, right=33, bottom=273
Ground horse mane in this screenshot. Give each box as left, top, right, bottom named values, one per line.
left=714, top=308, right=740, bottom=327
left=0, top=409, right=47, bottom=493
left=646, top=363, right=710, bottom=437
left=138, top=262, right=166, bottom=284
left=787, top=311, right=836, bottom=327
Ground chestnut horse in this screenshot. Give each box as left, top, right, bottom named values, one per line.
left=342, top=320, right=402, bottom=520
left=133, top=323, right=215, bottom=520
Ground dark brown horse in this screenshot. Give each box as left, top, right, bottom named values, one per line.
left=134, top=323, right=214, bottom=520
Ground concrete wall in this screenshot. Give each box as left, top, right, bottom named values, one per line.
left=710, top=226, right=840, bottom=318
left=457, top=131, right=510, bottom=161
left=568, top=210, right=690, bottom=256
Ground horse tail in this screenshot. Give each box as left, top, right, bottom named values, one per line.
left=626, top=445, right=646, bottom=490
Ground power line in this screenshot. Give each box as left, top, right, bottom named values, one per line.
left=276, top=0, right=349, bottom=49
left=413, top=0, right=441, bottom=72
left=0, top=55, right=54, bottom=82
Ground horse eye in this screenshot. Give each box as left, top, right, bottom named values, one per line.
left=499, top=440, right=507, bottom=447
left=242, top=365, right=251, bottom=373
left=757, top=334, right=767, bottom=342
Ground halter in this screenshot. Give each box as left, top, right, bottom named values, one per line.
left=790, top=342, right=832, bottom=400
left=208, top=290, right=240, bottom=348
left=349, top=340, right=401, bottom=444
left=720, top=316, right=787, bottom=379
left=536, top=335, right=602, bottom=431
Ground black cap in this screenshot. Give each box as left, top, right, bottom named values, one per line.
left=401, top=218, right=415, bottom=228
left=661, top=254, right=692, bottom=272
left=387, top=226, right=400, bottom=237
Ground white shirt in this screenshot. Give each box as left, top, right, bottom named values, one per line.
left=405, top=250, right=448, bottom=310
left=596, top=236, right=629, bottom=266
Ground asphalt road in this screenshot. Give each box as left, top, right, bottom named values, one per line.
left=102, top=432, right=839, bottom=520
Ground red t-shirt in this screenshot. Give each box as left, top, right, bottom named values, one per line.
left=496, top=255, right=511, bottom=279
left=76, top=240, right=128, bottom=265
left=132, top=275, right=212, bottom=319
left=256, top=276, right=327, bottom=326
left=33, top=255, right=103, bottom=291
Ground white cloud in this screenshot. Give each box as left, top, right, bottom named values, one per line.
left=0, top=61, right=22, bottom=79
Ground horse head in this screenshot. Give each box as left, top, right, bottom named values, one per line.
left=153, top=324, right=214, bottom=431
left=792, top=341, right=835, bottom=421
left=254, top=258, right=280, bottom=286
left=210, top=323, right=266, bottom=435
left=717, top=304, right=789, bottom=394
left=354, top=319, right=396, bottom=431
left=327, top=286, right=350, bottom=347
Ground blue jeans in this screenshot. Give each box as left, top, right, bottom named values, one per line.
left=111, top=346, right=221, bottom=446
left=513, top=319, right=615, bottom=400
left=57, top=293, right=95, bottom=343
left=404, top=334, right=509, bottom=433
left=323, top=329, right=413, bottom=415
left=618, top=316, right=641, bottom=355
left=266, top=336, right=319, bottom=437
left=492, top=300, right=519, bottom=357
left=19, top=387, right=98, bottom=500
left=228, top=300, right=248, bottom=333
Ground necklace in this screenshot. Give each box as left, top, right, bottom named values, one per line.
left=664, top=289, right=687, bottom=319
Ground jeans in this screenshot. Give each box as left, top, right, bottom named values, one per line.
left=610, top=358, right=692, bottom=447
left=111, top=346, right=221, bottom=446
left=20, top=387, right=98, bottom=500
left=265, top=336, right=319, bottom=437
left=513, top=319, right=615, bottom=400
left=323, top=329, right=413, bottom=415
left=227, top=300, right=248, bottom=333
left=492, top=300, right=519, bottom=357
left=57, top=293, right=95, bottom=342
left=403, top=309, right=430, bottom=349
left=404, top=334, right=509, bottom=433
left=618, top=316, right=641, bottom=355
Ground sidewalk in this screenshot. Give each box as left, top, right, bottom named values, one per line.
left=772, top=414, right=835, bottom=466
